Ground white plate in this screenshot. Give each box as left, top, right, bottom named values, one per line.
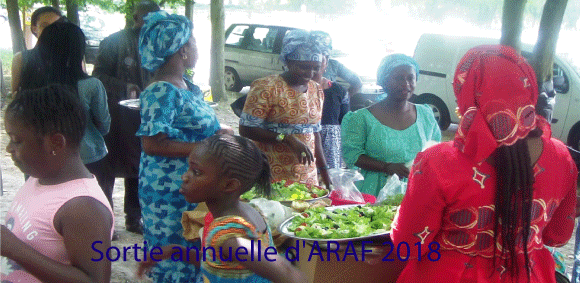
left=118, top=99, right=140, bottom=110
left=119, top=99, right=218, bottom=109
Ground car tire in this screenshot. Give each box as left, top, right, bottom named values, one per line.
left=224, top=67, right=242, bottom=92
left=412, top=93, right=451, bottom=130
left=568, top=122, right=580, bottom=151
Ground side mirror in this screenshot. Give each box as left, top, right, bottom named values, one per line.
left=553, top=75, right=568, bottom=93
left=553, top=76, right=565, bottom=88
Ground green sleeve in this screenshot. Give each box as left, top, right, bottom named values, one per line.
left=341, top=110, right=368, bottom=168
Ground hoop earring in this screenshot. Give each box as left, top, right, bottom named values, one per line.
left=51, top=150, right=57, bottom=156
left=183, top=54, right=188, bottom=60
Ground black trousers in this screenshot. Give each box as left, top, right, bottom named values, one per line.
left=86, top=156, right=141, bottom=221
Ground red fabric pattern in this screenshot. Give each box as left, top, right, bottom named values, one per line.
left=390, top=135, right=577, bottom=282
left=453, top=45, right=539, bottom=163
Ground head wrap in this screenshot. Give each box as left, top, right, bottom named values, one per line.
left=280, top=29, right=326, bottom=65
left=310, top=30, right=332, bottom=57
left=376, top=54, right=420, bottom=90
left=453, top=45, right=541, bottom=164
left=139, top=11, right=192, bottom=72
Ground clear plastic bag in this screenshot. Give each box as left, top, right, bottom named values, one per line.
left=376, top=174, right=408, bottom=205
left=249, top=198, right=293, bottom=231
left=328, top=168, right=365, bottom=203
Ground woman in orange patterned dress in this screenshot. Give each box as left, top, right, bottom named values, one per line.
left=239, top=30, right=330, bottom=187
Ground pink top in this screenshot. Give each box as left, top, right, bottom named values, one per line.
left=1, top=177, right=114, bottom=283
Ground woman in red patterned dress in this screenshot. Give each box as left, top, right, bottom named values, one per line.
left=239, top=30, right=330, bottom=187
left=390, top=45, right=578, bottom=282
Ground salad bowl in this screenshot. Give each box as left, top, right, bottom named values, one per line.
left=278, top=204, right=396, bottom=244
left=241, top=180, right=329, bottom=206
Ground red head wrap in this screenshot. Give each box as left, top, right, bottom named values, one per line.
left=453, top=45, right=545, bottom=163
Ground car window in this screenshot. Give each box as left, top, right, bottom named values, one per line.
left=246, top=27, right=279, bottom=53
left=521, top=51, right=570, bottom=94
left=553, top=63, right=570, bottom=94
left=226, top=25, right=250, bottom=47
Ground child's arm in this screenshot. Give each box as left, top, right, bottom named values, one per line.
left=137, top=244, right=201, bottom=278
left=1, top=196, right=113, bottom=282
left=221, top=237, right=306, bottom=283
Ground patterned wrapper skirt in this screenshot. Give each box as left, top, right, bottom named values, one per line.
left=320, top=124, right=344, bottom=169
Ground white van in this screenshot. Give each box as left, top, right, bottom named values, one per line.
left=412, top=33, right=580, bottom=150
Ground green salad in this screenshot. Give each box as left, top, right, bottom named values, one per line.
left=287, top=205, right=397, bottom=239
left=240, top=180, right=328, bottom=202
left=378, top=194, right=405, bottom=206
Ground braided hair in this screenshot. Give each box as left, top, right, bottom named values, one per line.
left=201, top=134, right=272, bottom=197
left=5, top=84, right=86, bottom=148
left=21, top=22, right=88, bottom=91
left=492, top=132, right=539, bottom=280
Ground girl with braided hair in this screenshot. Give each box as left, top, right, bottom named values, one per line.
left=138, top=134, right=305, bottom=283
left=1, top=84, right=114, bottom=282
left=390, top=45, right=577, bottom=282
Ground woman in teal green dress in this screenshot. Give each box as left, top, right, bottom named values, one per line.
left=341, top=54, right=441, bottom=196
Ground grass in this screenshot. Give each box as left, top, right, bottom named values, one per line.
left=1, top=48, right=13, bottom=76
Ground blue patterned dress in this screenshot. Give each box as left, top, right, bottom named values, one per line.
left=137, top=79, right=221, bottom=282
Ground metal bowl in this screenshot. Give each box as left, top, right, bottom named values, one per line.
left=278, top=204, right=392, bottom=244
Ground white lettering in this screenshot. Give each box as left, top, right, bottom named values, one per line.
left=26, top=231, right=38, bottom=240
left=21, top=221, right=32, bottom=233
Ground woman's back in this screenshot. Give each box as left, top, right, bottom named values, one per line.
left=391, top=130, right=577, bottom=282
left=77, top=77, right=110, bottom=164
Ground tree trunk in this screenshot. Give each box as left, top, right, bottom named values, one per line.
left=500, top=0, right=527, bottom=52
left=51, top=0, right=60, bottom=8
left=185, top=0, right=195, bottom=23
left=125, top=0, right=136, bottom=30
left=6, top=0, right=25, bottom=54
left=65, top=0, right=80, bottom=26
left=531, top=0, right=568, bottom=86
left=210, top=0, right=226, bottom=102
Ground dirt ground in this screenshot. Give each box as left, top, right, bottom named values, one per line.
left=1, top=94, right=578, bottom=282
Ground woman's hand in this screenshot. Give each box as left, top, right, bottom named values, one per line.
left=216, top=125, right=234, bottom=135
left=137, top=245, right=188, bottom=278
left=126, top=83, right=141, bottom=99
left=384, top=163, right=410, bottom=178
left=284, top=135, right=314, bottom=165
left=319, top=168, right=332, bottom=189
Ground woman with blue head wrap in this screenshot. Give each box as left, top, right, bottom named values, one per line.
left=341, top=53, right=441, bottom=196
left=135, top=10, right=231, bottom=283
left=239, top=29, right=331, bottom=187
left=308, top=31, right=350, bottom=170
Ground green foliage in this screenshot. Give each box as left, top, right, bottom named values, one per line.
left=0, top=49, right=14, bottom=75
left=80, top=0, right=125, bottom=13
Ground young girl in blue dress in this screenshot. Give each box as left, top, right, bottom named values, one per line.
left=138, top=134, right=305, bottom=283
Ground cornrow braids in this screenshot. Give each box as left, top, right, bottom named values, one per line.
left=203, top=134, right=272, bottom=197
left=5, top=84, right=86, bottom=148
left=492, top=138, right=534, bottom=281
